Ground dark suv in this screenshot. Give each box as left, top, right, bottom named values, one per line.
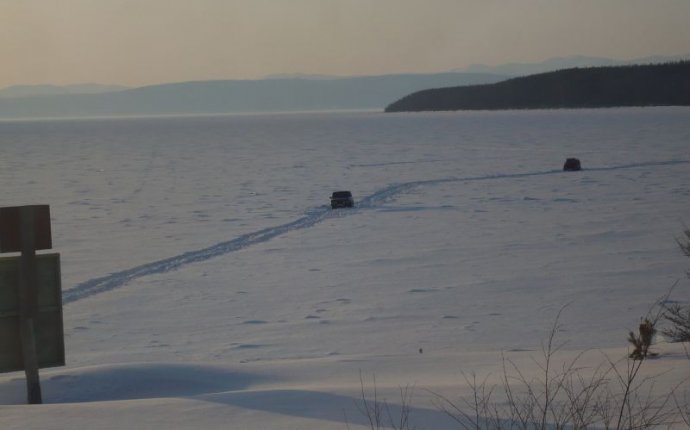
left=330, top=191, right=354, bottom=209
left=563, top=158, right=582, bottom=171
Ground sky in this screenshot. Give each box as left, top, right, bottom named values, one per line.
left=1, top=0, right=690, bottom=88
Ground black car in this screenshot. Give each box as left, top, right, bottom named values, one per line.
left=330, top=191, right=354, bottom=209
left=563, top=158, right=582, bottom=171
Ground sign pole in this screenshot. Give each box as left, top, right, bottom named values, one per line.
left=18, top=206, right=42, bottom=404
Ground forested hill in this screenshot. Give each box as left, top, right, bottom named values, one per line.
left=385, top=62, right=690, bottom=112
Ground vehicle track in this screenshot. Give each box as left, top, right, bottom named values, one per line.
left=62, top=159, right=690, bottom=305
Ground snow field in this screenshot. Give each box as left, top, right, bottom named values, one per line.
left=1, top=108, right=689, bottom=429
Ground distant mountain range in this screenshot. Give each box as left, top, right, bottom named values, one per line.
left=0, top=73, right=507, bottom=119
left=385, top=62, right=690, bottom=112
left=2, top=54, right=689, bottom=118
left=0, top=84, right=129, bottom=99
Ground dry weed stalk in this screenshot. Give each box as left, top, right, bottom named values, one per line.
left=430, top=307, right=686, bottom=430
left=660, top=228, right=690, bottom=344
left=351, top=372, right=417, bottom=430
left=627, top=318, right=656, bottom=360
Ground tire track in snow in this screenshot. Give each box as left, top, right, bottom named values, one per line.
left=358, top=159, right=690, bottom=207
left=63, top=159, right=690, bottom=305
left=62, top=207, right=334, bottom=305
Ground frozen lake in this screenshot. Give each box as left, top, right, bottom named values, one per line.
left=2, top=108, right=688, bottom=291
left=1, top=108, right=689, bottom=429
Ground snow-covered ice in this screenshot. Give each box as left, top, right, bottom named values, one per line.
left=1, top=108, right=689, bottom=429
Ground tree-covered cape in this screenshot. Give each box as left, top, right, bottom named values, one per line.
left=385, top=61, right=690, bottom=112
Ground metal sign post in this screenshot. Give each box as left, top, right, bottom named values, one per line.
left=0, top=205, right=63, bottom=405
left=19, top=207, right=42, bottom=404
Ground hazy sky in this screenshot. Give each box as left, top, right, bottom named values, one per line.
left=2, top=0, right=689, bottom=88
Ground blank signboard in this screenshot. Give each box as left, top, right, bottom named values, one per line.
left=0, top=253, right=65, bottom=373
